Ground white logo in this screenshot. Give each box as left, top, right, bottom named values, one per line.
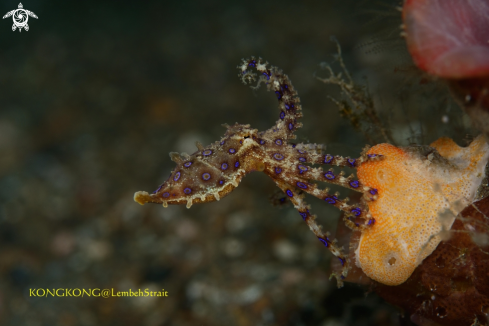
left=3, top=3, right=38, bottom=32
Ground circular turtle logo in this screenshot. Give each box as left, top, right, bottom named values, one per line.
left=2, top=3, right=38, bottom=32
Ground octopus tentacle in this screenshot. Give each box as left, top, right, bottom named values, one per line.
left=238, top=57, right=303, bottom=139
left=265, top=167, right=373, bottom=223
left=309, top=152, right=384, bottom=168
left=290, top=164, right=378, bottom=200
left=270, top=176, right=350, bottom=287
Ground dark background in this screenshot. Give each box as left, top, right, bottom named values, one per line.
left=0, top=0, right=472, bottom=325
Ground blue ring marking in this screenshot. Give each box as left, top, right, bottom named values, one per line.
left=296, top=182, right=308, bottom=189
left=259, top=140, right=265, bottom=145
left=280, top=111, right=285, bottom=120
left=349, top=180, right=360, bottom=188
left=347, top=158, right=356, bottom=166
left=202, top=173, right=211, bottom=181
left=203, top=149, right=213, bottom=156
left=153, top=185, right=163, bottom=194
left=275, top=139, right=282, bottom=145
left=248, top=60, right=256, bottom=67
left=299, top=157, right=306, bottom=162
left=184, top=162, right=192, bottom=168
left=275, top=91, right=282, bottom=100
left=235, top=161, right=240, bottom=168
left=273, top=153, right=284, bottom=160
left=262, top=72, right=270, bottom=80
left=297, top=165, right=308, bottom=174
left=279, top=197, right=285, bottom=203
left=368, top=218, right=375, bottom=226
left=174, top=172, right=181, bottom=182
left=292, top=144, right=296, bottom=148
left=221, top=163, right=228, bottom=170
left=324, top=155, right=333, bottom=164
left=183, top=188, right=192, bottom=194
left=229, top=148, right=236, bottom=154
left=318, top=238, right=329, bottom=247
left=286, top=189, right=293, bottom=197
left=324, top=196, right=337, bottom=204
left=219, top=180, right=224, bottom=185
left=338, top=257, right=345, bottom=266
left=368, top=154, right=377, bottom=158
left=288, top=123, right=294, bottom=130
left=324, top=171, right=335, bottom=180
left=275, top=167, right=282, bottom=174
left=162, top=192, right=170, bottom=198
left=285, top=104, right=290, bottom=110
left=350, top=208, right=361, bottom=216
left=220, top=140, right=225, bottom=145
left=299, top=212, right=307, bottom=220
left=297, top=149, right=306, bottom=154
left=369, top=188, right=378, bottom=195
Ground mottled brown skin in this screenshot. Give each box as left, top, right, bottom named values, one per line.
left=134, top=58, right=382, bottom=286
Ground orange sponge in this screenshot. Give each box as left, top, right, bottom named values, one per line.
left=356, top=135, right=489, bottom=285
